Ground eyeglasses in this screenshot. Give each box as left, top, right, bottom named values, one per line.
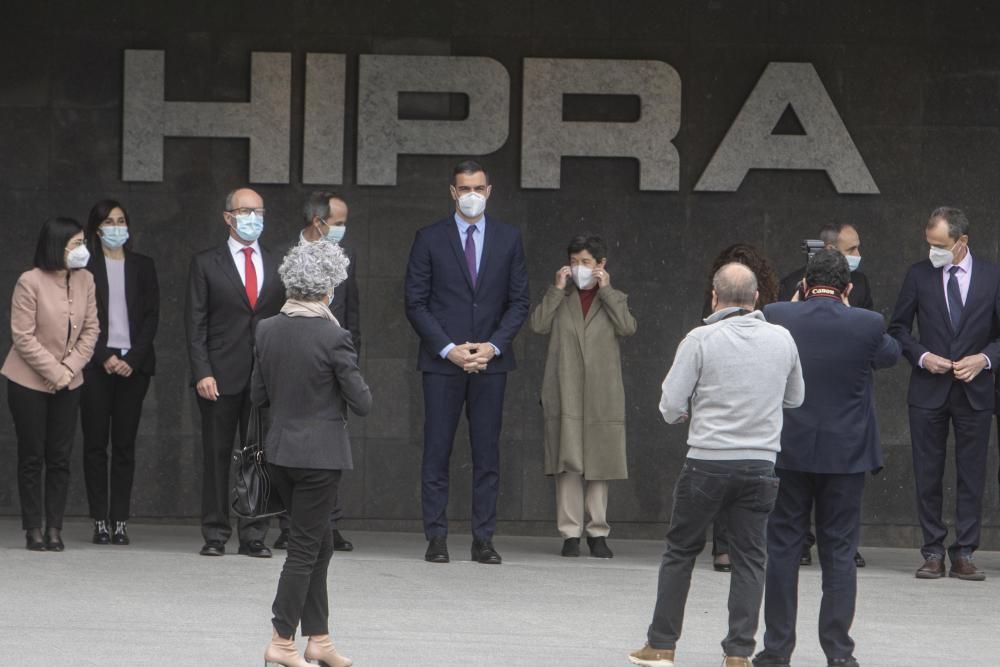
left=227, top=207, right=266, bottom=217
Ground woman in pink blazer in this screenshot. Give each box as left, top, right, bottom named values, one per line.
left=2, top=217, right=99, bottom=551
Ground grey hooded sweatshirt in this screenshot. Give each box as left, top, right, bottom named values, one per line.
left=659, top=308, right=804, bottom=462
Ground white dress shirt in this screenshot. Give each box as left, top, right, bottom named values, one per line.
left=227, top=236, right=263, bottom=298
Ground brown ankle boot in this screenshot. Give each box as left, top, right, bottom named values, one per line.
left=304, top=634, right=353, bottom=667
left=264, top=629, right=312, bottom=667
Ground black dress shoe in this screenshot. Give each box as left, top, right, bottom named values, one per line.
left=471, top=538, right=502, bottom=564
left=239, top=540, right=272, bottom=558
left=800, top=547, right=812, bottom=566
left=561, top=537, right=580, bottom=557
left=25, top=531, right=45, bottom=552
left=44, top=534, right=65, bottom=552
left=111, top=521, right=130, bottom=545
left=273, top=529, right=289, bottom=550
left=93, top=520, right=110, bottom=545
left=200, top=541, right=225, bottom=556
left=332, top=530, right=354, bottom=552
left=713, top=554, right=732, bottom=572
left=752, top=651, right=791, bottom=667
left=854, top=551, right=866, bottom=568
left=586, top=536, right=614, bottom=559
left=425, top=536, right=449, bottom=563
left=828, top=657, right=860, bottom=667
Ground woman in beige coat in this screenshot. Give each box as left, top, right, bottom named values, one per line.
left=530, top=234, right=636, bottom=558
left=2, top=217, right=99, bottom=551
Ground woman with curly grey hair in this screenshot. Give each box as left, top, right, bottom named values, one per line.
left=252, top=240, right=371, bottom=667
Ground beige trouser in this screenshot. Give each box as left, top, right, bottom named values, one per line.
left=555, top=471, right=610, bottom=538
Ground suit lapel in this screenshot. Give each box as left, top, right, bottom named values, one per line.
left=955, top=259, right=982, bottom=335
left=446, top=220, right=476, bottom=292
left=583, top=289, right=603, bottom=327
left=215, top=245, right=252, bottom=310
left=474, top=218, right=498, bottom=295
left=123, top=251, right=139, bottom=316
left=929, top=264, right=953, bottom=333
left=569, top=286, right=586, bottom=348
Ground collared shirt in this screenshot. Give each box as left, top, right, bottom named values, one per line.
left=228, top=235, right=263, bottom=298
left=919, top=249, right=990, bottom=370
left=454, top=212, right=485, bottom=274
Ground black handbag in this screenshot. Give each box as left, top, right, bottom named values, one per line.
left=230, top=406, right=285, bottom=519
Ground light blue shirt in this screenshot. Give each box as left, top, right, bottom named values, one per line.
left=439, top=213, right=499, bottom=360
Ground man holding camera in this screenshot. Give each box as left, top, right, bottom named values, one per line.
left=754, top=250, right=900, bottom=667
left=779, top=223, right=873, bottom=310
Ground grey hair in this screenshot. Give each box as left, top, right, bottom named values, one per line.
left=279, top=240, right=350, bottom=300
left=927, top=206, right=970, bottom=241
left=713, top=262, right=758, bottom=307
left=302, top=191, right=345, bottom=225
left=224, top=189, right=238, bottom=210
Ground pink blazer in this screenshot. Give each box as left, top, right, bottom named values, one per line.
left=1, top=268, right=99, bottom=393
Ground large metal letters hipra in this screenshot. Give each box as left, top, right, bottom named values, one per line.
left=122, top=51, right=877, bottom=194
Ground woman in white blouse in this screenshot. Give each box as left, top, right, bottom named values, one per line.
left=80, top=200, right=160, bottom=546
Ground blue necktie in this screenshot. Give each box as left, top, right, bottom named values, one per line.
left=464, top=226, right=478, bottom=288
left=947, top=265, right=964, bottom=330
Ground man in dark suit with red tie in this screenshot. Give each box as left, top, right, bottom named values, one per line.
left=186, top=187, right=284, bottom=558
left=404, top=160, right=530, bottom=565
left=889, top=207, right=1000, bottom=581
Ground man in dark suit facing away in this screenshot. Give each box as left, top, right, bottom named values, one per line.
left=754, top=250, right=900, bottom=667
left=889, top=207, right=1000, bottom=582
left=186, top=187, right=284, bottom=558
left=271, top=191, right=361, bottom=554
left=404, top=159, right=530, bottom=565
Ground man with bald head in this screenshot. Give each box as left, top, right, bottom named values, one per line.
left=629, top=263, right=804, bottom=667
left=186, top=187, right=284, bottom=557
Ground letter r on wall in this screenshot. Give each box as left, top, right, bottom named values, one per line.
left=521, top=58, right=681, bottom=191
left=122, top=49, right=291, bottom=183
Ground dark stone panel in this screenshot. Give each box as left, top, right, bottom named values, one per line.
left=48, top=0, right=132, bottom=31
left=49, top=32, right=128, bottom=109
left=2, top=0, right=50, bottom=29
left=0, top=35, right=52, bottom=107
left=0, top=108, right=51, bottom=190
left=371, top=0, right=456, bottom=38
left=531, top=0, right=613, bottom=39
left=363, top=277, right=419, bottom=360
left=690, top=0, right=769, bottom=45
left=453, top=0, right=533, bottom=38
left=928, top=0, right=1000, bottom=45
left=841, top=47, right=926, bottom=128
left=207, top=0, right=298, bottom=33
left=924, top=61, right=1000, bottom=128
left=364, top=358, right=420, bottom=439
left=362, top=438, right=423, bottom=519
left=497, top=439, right=525, bottom=521
left=364, top=194, right=454, bottom=279
left=293, top=0, right=378, bottom=35
left=49, top=108, right=122, bottom=193
left=919, top=128, right=1000, bottom=210
left=610, top=2, right=689, bottom=42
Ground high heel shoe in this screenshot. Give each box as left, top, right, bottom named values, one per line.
left=304, top=634, right=353, bottom=667
left=25, top=530, right=45, bottom=551
left=264, top=629, right=312, bottom=667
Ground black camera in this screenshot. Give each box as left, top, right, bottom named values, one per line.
left=802, top=239, right=826, bottom=261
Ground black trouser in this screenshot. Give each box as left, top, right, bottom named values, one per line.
left=647, top=459, right=780, bottom=658
left=269, top=464, right=341, bottom=638
left=908, top=383, right=991, bottom=559
left=80, top=367, right=151, bottom=522
left=279, top=491, right=343, bottom=533
left=197, top=389, right=268, bottom=544
left=763, top=469, right=865, bottom=662
left=8, top=380, right=81, bottom=530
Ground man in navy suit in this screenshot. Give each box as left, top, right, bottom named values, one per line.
left=888, top=207, right=1000, bottom=582
left=404, top=160, right=530, bottom=564
left=754, top=250, right=900, bottom=667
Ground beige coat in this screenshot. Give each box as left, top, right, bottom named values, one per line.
left=2, top=268, right=99, bottom=393
left=530, top=283, right=637, bottom=480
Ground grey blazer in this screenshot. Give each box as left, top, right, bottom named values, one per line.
left=251, top=313, right=371, bottom=470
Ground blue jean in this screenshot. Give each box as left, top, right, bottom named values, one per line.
left=647, top=459, right=780, bottom=657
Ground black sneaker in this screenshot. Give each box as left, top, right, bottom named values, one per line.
left=752, top=651, right=791, bottom=667
left=561, top=537, right=581, bottom=557
left=587, top=536, right=614, bottom=559
left=828, top=658, right=860, bottom=667
left=111, top=521, right=130, bottom=545
left=93, top=520, right=111, bottom=545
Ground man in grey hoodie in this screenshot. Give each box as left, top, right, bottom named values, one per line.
left=629, top=263, right=805, bottom=667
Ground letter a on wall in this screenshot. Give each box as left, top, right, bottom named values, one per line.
left=695, top=62, right=878, bottom=194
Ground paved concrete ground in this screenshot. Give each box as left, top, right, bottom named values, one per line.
left=0, top=519, right=997, bottom=666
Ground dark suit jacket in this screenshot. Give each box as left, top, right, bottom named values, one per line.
left=888, top=256, right=1000, bottom=411
left=276, top=238, right=361, bottom=353
left=252, top=313, right=371, bottom=470
left=404, top=215, right=530, bottom=374
left=185, top=242, right=284, bottom=395
left=765, top=298, right=900, bottom=473
left=779, top=266, right=874, bottom=310
left=85, top=250, right=159, bottom=376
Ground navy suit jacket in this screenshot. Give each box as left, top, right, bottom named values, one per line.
left=765, top=298, right=900, bottom=474
left=404, top=215, right=530, bottom=374
left=888, top=256, right=1000, bottom=411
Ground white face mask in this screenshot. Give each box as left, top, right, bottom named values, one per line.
left=929, top=242, right=958, bottom=269
left=457, top=192, right=486, bottom=219
left=66, top=245, right=90, bottom=269
left=846, top=254, right=861, bottom=272
left=324, top=224, right=346, bottom=244
left=571, top=265, right=594, bottom=290
left=232, top=211, right=264, bottom=242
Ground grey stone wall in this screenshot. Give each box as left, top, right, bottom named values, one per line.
left=1, top=0, right=999, bottom=547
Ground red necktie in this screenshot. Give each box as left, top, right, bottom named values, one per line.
left=241, top=247, right=258, bottom=309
